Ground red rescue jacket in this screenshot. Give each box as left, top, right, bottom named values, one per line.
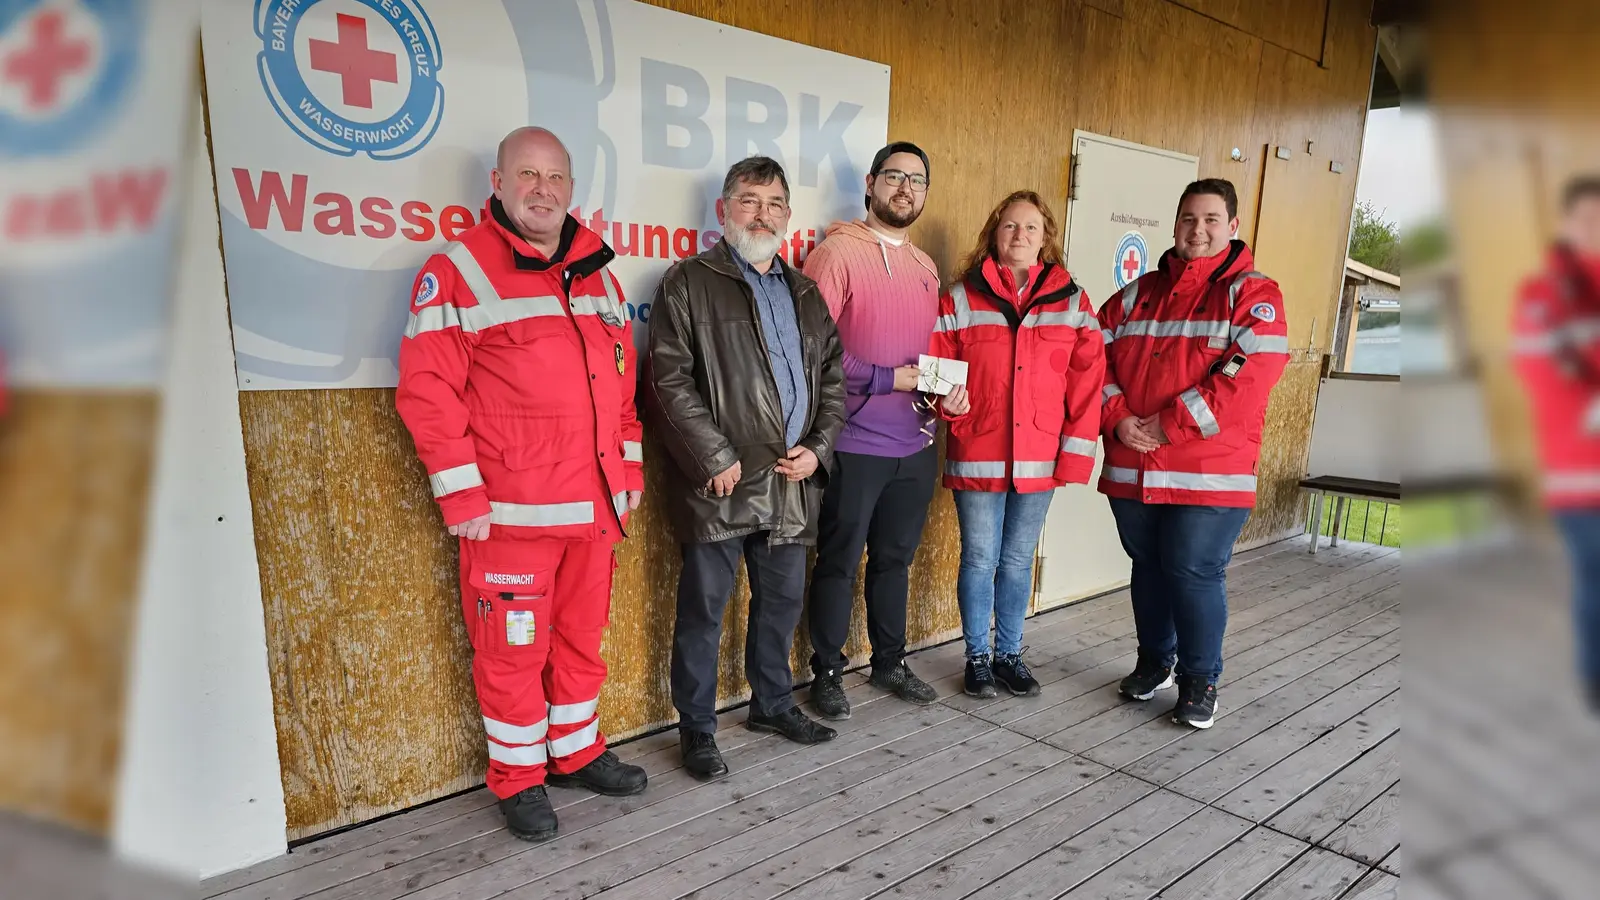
left=1097, top=240, right=1288, bottom=508
left=929, top=257, right=1105, bottom=493
left=396, top=198, right=643, bottom=542
left=1512, top=246, right=1600, bottom=508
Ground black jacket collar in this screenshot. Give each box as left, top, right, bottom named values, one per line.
left=489, top=197, right=615, bottom=281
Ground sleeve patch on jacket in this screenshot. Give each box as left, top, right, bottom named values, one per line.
left=415, top=272, right=440, bottom=307
left=1249, top=301, right=1276, bottom=323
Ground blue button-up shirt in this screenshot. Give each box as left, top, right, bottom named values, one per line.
left=730, top=244, right=809, bottom=447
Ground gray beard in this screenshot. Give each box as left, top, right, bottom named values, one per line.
left=726, top=224, right=783, bottom=263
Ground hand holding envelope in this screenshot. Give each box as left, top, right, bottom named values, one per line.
left=917, top=354, right=968, bottom=396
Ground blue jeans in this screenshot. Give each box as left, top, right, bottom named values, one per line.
left=1553, top=511, right=1600, bottom=687
left=952, top=489, right=1055, bottom=659
left=1108, top=499, right=1251, bottom=683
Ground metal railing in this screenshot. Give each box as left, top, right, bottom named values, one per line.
left=1314, top=497, right=1401, bottom=548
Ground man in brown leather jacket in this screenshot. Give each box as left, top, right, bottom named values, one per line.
left=645, top=156, right=847, bottom=780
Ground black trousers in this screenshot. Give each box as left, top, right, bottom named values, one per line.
left=671, top=533, right=807, bottom=733
left=807, top=446, right=938, bottom=676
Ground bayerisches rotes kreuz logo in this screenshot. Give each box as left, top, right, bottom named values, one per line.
left=1113, top=230, right=1148, bottom=290
left=0, top=0, right=141, bottom=157
left=255, top=0, right=442, bottom=160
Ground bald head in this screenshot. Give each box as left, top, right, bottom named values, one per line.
left=491, top=126, right=576, bottom=253
left=496, top=126, right=571, bottom=174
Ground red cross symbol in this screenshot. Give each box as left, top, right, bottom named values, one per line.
left=3, top=9, right=92, bottom=112
left=308, top=13, right=397, bottom=110
left=1121, top=247, right=1142, bottom=282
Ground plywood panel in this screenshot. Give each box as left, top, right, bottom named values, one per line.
left=0, top=391, right=157, bottom=833
left=236, top=0, right=1377, bottom=836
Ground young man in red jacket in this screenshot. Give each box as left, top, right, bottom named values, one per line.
left=396, top=127, right=647, bottom=842
left=1512, top=176, right=1600, bottom=710
left=1098, top=178, right=1289, bottom=729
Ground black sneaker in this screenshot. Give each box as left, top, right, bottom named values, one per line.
left=869, top=661, right=938, bottom=705
left=545, top=749, right=647, bottom=796
left=498, top=785, right=558, bottom=842
left=993, top=653, right=1041, bottom=697
left=964, top=656, right=998, bottom=698
left=811, top=671, right=851, bottom=720
left=1172, top=675, right=1218, bottom=729
left=747, top=706, right=837, bottom=744
left=1119, top=653, right=1176, bottom=701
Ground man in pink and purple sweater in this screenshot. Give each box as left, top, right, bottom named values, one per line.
left=802, top=142, right=943, bottom=719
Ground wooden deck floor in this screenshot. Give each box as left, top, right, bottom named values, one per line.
left=205, top=535, right=1401, bottom=900
left=1404, top=539, right=1600, bottom=900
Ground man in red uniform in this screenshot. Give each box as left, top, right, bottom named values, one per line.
left=1098, top=178, right=1289, bottom=730
left=396, top=126, right=647, bottom=842
left=1512, top=176, right=1600, bottom=711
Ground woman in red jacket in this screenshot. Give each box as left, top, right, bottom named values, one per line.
left=929, top=191, right=1105, bottom=698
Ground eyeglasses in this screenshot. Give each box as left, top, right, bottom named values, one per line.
left=729, top=195, right=791, bottom=217
left=875, top=169, right=929, bottom=192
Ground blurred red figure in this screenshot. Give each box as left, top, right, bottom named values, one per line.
left=1512, top=176, right=1600, bottom=709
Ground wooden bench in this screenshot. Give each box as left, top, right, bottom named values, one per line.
left=1299, top=475, right=1401, bottom=555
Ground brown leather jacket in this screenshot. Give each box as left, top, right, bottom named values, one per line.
left=644, top=240, right=847, bottom=545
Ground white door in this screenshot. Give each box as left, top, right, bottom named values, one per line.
left=1034, top=132, right=1198, bottom=610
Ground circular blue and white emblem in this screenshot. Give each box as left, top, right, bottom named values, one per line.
left=413, top=271, right=438, bottom=306
left=0, top=0, right=142, bottom=158
left=1113, top=230, right=1148, bottom=289
left=255, top=0, right=443, bottom=160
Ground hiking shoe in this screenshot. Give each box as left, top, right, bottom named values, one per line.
left=964, top=656, right=998, bottom=698
left=1172, top=675, right=1218, bottom=729
left=870, top=661, right=938, bottom=705
left=993, top=653, right=1041, bottom=697
left=1119, top=653, right=1176, bottom=701
left=811, top=671, right=851, bottom=720
left=498, top=786, right=558, bottom=842
left=545, top=749, right=647, bottom=796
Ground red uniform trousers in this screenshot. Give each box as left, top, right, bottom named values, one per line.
left=459, top=533, right=615, bottom=798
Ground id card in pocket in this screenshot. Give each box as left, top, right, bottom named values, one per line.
left=506, top=609, right=537, bottom=646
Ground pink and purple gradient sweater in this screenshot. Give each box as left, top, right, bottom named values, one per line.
left=802, top=219, right=941, bottom=457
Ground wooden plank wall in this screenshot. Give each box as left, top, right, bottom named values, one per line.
left=0, top=392, right=157, bottom=833
left=232, top=0, right=1375, bottom=837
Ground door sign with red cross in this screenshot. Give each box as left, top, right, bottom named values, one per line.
left=1112, top=229, right=1148, bottom=289
left=256, top=0, right=443, bottom=160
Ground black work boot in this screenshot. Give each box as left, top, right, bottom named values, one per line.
left=499, top=786, right=558, bottom=842
left=993, top=652, right=1041, bottom=697
left=747, top=706, right=837, bottom=744
left=870, top=660, right=938, bottom=705
left=545, top=749, right=647, bottom=796
left=1119, top=652, right=1176, bottom=701
left=680, top=729, right=729, bottom=781
left=964, top=655, right=998, bottom=699
left=810, top=670, right=851, bottom=720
